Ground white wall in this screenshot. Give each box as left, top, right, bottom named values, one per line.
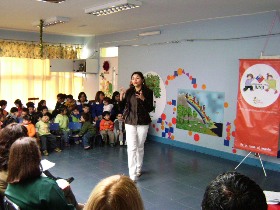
left=93, top=11, right=280, bottom=171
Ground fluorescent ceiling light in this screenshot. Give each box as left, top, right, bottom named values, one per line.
left=138, top=30, right=161, bottom=37
left=32, top=16, right=70, bottom=28
left=85, top=0, right=142, bottom=16
left=37, top=0, right=66, bottom=3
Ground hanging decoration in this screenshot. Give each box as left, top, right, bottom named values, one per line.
left=103, top=60, right=110, bottom=73
left=39, top=19, right=44, bottom=59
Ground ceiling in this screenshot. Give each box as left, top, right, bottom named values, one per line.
left=1, top=0, right=280, bottom=37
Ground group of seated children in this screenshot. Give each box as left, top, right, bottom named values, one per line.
left=0, top=90, right=126, bottom=155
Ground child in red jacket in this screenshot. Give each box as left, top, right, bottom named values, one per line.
left=100, top=111, right=115, bottom=147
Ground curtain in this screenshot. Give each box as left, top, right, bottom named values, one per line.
left=0, top=57, right=83, bottom=111
left=0, top=41, right=82, bottom=59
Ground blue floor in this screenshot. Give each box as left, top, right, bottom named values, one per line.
left=46, top=140, right=280, bottom=210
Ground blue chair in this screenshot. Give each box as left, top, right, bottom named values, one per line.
left=68, top=122, right=82, bottom=145
left=68, top=122, right=82, bottom=131
left=49, top=123, right=63, bottom=148
left=49, top=122, right=60, bottom=134
left=3, top=196, right=20, bottom=210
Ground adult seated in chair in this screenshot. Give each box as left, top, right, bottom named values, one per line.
left=201, top=171, right=267, bottom=210
left=5, top=137, right=75, bottom=210
left=0, top=123, right=83, bottom=210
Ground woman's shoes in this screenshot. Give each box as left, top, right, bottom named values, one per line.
left=84, top=146, right=91, bottom=150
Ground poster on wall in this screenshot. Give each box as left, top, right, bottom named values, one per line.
left=176, top=89, right=225, bottom=137
left=234, top=59, right=280, bottom=156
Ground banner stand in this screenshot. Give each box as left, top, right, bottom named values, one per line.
left=235, top=152, right=267, bottom=177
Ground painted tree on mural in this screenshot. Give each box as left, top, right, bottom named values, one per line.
left=177, top=105, right=188, bottom=123
left=145, top=73, right=161, bottom=98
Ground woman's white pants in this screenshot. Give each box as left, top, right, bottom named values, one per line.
left=125, top=124, right=149, bottom=181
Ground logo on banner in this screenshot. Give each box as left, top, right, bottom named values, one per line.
left=240, top=64, right=280, bottom=108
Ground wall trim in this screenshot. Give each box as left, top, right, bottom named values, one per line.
left=148, top=135, right=280, bottom=172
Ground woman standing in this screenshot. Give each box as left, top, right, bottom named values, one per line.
left=120, top=72, right=153, bottom=182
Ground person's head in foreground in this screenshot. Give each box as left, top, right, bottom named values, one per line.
left=0, top=123, right=28, bottom=171
left=84, top=175, right=144, bottom=210
left=7, top=137, right=41, bottom=183
left=201, top=171, right=267, bottom=210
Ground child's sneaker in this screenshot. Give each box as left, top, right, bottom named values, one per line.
left=55, top=148, right=62, bottom=152
left=84, top=146, right=90, bottom=150
left=75, top=141, right=80, bottom=145
left=120, top=141, right=123, bottom=146
left=124, top=141, right=127, bottom=145
left=43, top=150, right=49, bottom=156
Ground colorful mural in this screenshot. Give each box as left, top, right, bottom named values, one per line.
left=176, top=89, right=224, bottom=137
left=150, top=68, right=234, bottom=152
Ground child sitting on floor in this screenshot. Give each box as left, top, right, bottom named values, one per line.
left=114, top=113, right=126, bottom=146
left=36, top=114, right=61, bottom=156
left=100, top=111, right=115, bottom=147
left=74, top=113, right=96, bottom=150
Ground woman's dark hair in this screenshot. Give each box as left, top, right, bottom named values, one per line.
left=111, top=91, right=120, bottom=103
left=95, top=91, right=105, bottom=103
left=14, top=99, right=23, bottom=107
left=7, top=137, right=41, bottom=184
left=78, top=92, right=88, bottom=102
left=130, top=72, right=146, bottom=88
left=0, top=123, right=28, bottom=171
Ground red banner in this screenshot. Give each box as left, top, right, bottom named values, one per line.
left=234, top=59, right=280, bottom=156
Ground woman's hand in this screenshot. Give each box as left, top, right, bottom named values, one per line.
left=136, top=90, right=145, bottom=101
left=120, top=87, right=126, bottom=101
